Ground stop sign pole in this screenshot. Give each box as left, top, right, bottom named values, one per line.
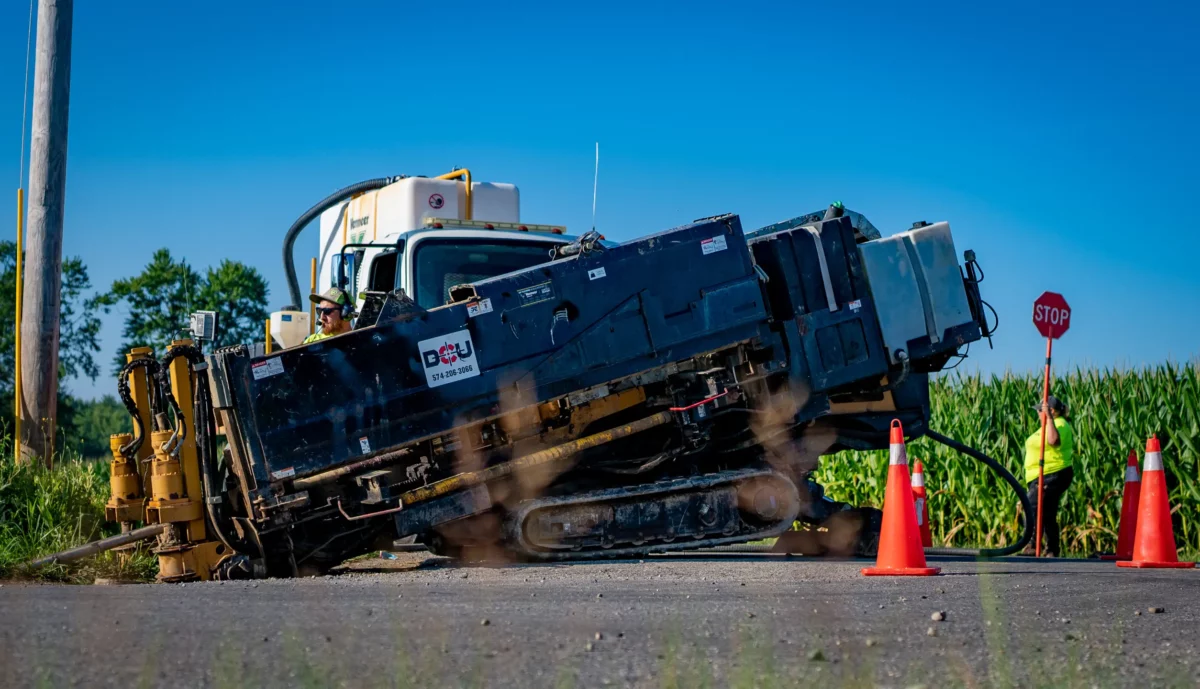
left=1032, top=292, right=1071, bottom=556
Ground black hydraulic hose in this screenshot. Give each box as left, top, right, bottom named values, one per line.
left=282, top=176, right=406, bottom=309
left=923, top=429, right=1034, bottom=558
left=155, top=346, right=200, bottom=447
left=116, top=357, right=162, bottom=461
left=705, top=430, right=1034, bottom=559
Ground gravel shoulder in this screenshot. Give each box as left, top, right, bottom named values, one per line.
left=2, top=554, right=1198, bottom=688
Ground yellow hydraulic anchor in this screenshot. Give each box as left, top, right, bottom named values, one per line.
left=106, top=348, right=153, bottom=527
left=108, top=340, right=230, bottom=582
left=105, top=347, right=157, bottom=567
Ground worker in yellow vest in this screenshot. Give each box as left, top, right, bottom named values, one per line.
left=304, top=287, right=354, bottom=344
left=1021, top=395, right=1075, bottom=557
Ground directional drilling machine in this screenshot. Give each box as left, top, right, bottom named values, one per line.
left=88, top=172, right=1003, bottom=581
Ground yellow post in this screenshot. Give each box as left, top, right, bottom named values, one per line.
left=167, top=340, right=206, bottom=542
left=265, top=319, right=272, bottom=354
left=435, top=168, right=473, bottom=219
left=309, top=257, right=317, bottom=335
left=14, top=188, right=23, bottom=463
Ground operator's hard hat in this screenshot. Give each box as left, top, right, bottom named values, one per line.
left=309, top=287, right=350, bottom=307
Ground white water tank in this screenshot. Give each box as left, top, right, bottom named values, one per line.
left=315, top=176, right=520, bottom=292
left=470, top=182, right=520, bottom=222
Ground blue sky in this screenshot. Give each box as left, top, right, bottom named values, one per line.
left=3, top=0, right=1198, bottom=401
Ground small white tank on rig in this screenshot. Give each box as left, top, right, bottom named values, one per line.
left=268, top=311, right=312, bottom=350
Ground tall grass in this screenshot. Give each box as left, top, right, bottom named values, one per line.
left=816, top=363, right=1200, bottom=555
left=0, top=438, right=156, bottom=581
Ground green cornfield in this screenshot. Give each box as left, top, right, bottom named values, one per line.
left=815, top=363, right=1200, bottom=556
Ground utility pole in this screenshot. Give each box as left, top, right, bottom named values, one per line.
left=19, top=0, right=73, bottom=466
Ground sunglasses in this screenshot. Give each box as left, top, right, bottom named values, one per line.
left=316, top=306, right=341, bottom=317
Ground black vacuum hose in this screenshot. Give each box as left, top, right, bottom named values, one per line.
left=924, top=429, right=1034, bottom=558
left=699, top=430, right=1034, bottom=559
left=282, top=176, right=406, bottom=309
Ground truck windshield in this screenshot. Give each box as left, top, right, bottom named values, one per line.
left=412, top=238, right=559, bottom=309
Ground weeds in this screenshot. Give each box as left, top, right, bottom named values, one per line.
left=0, top=438, right=155, bottom=582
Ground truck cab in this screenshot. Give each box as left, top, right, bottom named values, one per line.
left=339, top=220, right=574, bottom=311
left=270, top=172, right=575, bottom=348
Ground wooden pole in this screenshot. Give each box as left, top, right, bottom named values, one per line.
left=19, top=0, right=73, bottom=466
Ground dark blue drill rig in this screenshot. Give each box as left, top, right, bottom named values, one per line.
left=103, top=204, right=1001, bottom=580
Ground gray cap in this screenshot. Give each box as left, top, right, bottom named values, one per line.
left=1033, top=395, right=1066, bottom=414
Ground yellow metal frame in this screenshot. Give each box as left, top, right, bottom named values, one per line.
left=434, top=168, right=473, bottom=220
left=14, top=188, right=23, bottom=463
left=264, top=319, right=272, bottom=353
left=167, top=343, right=207, bottom=541
left=147, top=339, right=227, bottom=581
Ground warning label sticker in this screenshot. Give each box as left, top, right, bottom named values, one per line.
left=418, top=330, right=480, bottom=388
left=517, top=282, right=554, bottom=307
left=588, top=267, right=607, bottom=281
left=467, top=298, right=493, bottom=318
left=251, top=357, right=285, bottom=381
left=849, top=299, right=862, bottom=312
left=701, top=235, right=728, bottom=255
left=271, top=467, right=295, bottom=480
left=359, top=437, right=371, bottom=453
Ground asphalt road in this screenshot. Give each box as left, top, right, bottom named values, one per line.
left=2, top=553, right=1198, bottom=688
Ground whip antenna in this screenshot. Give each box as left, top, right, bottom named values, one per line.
left=591, top=142, right=599, bottom=232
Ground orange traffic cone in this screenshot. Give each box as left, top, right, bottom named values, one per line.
left=862, top=421, right=940, bottom=577
left=912, top=460, right=932, bottom=548
left=1100, top=450, right=1140, bottom=561
left=1117, top=437, right=1195, bottom=569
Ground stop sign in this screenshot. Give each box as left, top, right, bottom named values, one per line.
left=1032, top=292, right=1071, bottom=339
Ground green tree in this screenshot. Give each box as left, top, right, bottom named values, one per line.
left=0, top=241, right=121, bottom=456
left=92, top=249, right=269, bottom=372
left=57, top=395, right=131, bottom=459
left=196, top=258, right=272, bottom=348
left=0, top=240, right=103, bottom=391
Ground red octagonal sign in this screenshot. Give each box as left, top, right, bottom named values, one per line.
left=1032, top=291, right=1070, bottom=339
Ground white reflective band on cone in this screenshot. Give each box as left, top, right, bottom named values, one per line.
left=1144, top=451, right=1163, bottom=472
left=1125, top=466, right=1140, bottom=483
left=911, top=472, right=925, bottom=488
left=889, top=443, right=907, bottom=466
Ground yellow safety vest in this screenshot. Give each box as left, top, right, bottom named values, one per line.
left=1024, top=417, right=1074, bottom=484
